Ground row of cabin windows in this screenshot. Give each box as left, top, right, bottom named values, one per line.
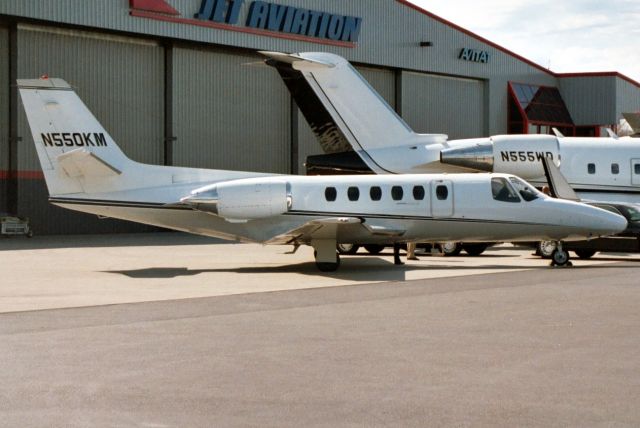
left=324, top=185, right=448, bottom=202
left=588, top=163, right=640, bottom=175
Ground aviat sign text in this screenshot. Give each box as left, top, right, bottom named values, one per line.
left=459, top=48, right=490, bottom=64
left=195, top=0, right=362, bottom=43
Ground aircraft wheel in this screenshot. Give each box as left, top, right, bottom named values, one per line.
left=364, top=244, right=385, bottom=255
left=316, top=254, right=341, bottom=272
left=337, top=243, right=360, bottom=255
left=551, top=248, right=571, bottom=266
left=537, top=241, right=557, bottom=259
left=574, top=249, right=597, bottom=259
left=441, top=242, right=462, bottom=256
left=462, top=243, right=488, bottom=256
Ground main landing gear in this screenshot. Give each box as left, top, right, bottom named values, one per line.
left=313, top=239, right=340, bottom=272
left=550, top=242, right=572, bottom=267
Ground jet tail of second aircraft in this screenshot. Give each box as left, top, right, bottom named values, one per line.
left=262, top=52, right=447, bottom=173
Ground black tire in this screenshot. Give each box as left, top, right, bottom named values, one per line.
left=537, top=241, right=556, bottom=259
left=337, top=243, right=360, bottom=255
left=551, top=249, right=569, bottom=266
left=574, top=249, right=597, bottom=259
left=462, top=243, right=488, bottom=257
left=364, top=244, right=385, bottom=255
left=316, top=254, right=341, bottom=272
left=441, top=242, right=462, bottom=256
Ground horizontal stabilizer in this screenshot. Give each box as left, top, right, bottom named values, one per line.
left=57, top=149, right=121, bottom=178
left=259, top=51, right=335, bottom=68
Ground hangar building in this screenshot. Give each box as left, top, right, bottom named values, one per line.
left=1, top=0, right=639, bottom=234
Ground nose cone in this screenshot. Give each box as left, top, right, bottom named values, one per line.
left=582, top=205, right=628, bottom=237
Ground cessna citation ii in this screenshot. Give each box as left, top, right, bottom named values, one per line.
left=262, top=51, right=640, bottom=205
left=17, top=78, right=626, bottom=271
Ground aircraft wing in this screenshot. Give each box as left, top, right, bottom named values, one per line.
left=264, top=216, right=406, bottom=245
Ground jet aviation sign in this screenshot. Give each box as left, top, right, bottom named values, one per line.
left=129, top=0, right=362, bottom=47
left=195, top=0, right=363, bottom=43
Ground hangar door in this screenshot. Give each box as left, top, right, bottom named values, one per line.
left=172, top=47, right=290, bottom=174
left=15, top=24, right=164, bottom=234
left=296, top=65, right=396, bottom=174
left=401, top=71, right=485, bottom=139
left=0, top=26, right=8, bottom=213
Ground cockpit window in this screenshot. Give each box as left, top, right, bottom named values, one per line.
left=491, top=177, right=520, bottom=203
left=509, top=177, right=541, bottom=202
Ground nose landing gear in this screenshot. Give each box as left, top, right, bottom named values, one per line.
left=550, top=242, right=572, bottom=267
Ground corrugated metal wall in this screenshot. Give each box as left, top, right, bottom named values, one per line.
left=616, top=78, right=640, bottom=119
left=15, top=24, right=164, bottom=234
left=172, top=47, right=290, bottom=173
left=401, top=71, right=485, bottom=138
left=0, top=0, right=561, bottom=137
left=0, top=25, right=9, bottom=213
left=559, top=76, right=617, bottom=126
left=295, top=65, right=397, bottom=173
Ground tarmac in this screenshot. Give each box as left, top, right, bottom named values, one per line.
left=1, top=232, right=640, bottom=427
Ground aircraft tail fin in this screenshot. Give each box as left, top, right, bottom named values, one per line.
left=18, top=77, right=134, bottom=196
left=262, top=51, right=432, bottom=154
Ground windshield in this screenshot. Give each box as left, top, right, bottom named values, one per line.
left=509, top=177, right=541, bottom=202
left=491, top=177, right=520, bottom=203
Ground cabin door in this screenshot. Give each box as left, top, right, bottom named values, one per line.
left=430, top=180, right=454, bottom=217
left=632, top=159, right=640, bottom=186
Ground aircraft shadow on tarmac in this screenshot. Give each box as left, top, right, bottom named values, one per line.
left=106, top=258, right=561, bottom=281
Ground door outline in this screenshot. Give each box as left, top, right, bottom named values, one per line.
left=431, top=180, right=454, bottom=217
left=632, top=159, right=640, bottom=186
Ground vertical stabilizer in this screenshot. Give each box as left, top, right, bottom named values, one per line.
left=18, top=77, right=132, bottom=196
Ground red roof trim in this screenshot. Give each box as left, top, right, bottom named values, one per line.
left=396, top=1, right=640, bottom=90
left=130, top=0, right=180, bottom=16
left=129, top=10, right=355, bottom=48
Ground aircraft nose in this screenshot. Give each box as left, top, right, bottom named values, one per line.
left=587, top=206, right=628, bottom=236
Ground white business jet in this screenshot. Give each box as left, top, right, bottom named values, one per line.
left=17, top=78, right=626, bottom=270
left=262, top=52, right=640, bottom=204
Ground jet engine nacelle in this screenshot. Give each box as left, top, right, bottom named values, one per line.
left=441, top=135, right=560, bottom=179
left=217, top=180, right=289, bottom=221
left=182, top=179, right=290, bottom=221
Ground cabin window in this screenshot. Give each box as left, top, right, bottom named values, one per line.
left=413, top=186, right=425, bottom=200
left=587, top=163, right=596, bottom=174
left=370, top=186, right=382, bottom=201
left=325, top=187, right=337, bottom=202
left=391, top=186, right=404, bottom=201
left=635, top=164, right=640, bottom=175
left=435, top=185, right=448, bottom=200
left=611, top=163, right=620, bottom=175
left=491, top=177, right=520, bottom=203
left=347, top=186, right=360, bottom=201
